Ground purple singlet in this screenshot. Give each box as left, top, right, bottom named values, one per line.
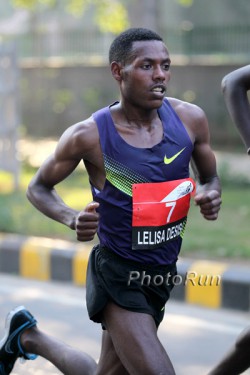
left=91, top=98, right=194, bottom=265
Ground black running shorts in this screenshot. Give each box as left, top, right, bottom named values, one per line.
left=86, top=245, right=177, bottom=328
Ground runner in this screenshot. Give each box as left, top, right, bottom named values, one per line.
left=208, top=65, right=250, bottom=375
left=0, top=27, right=221, bottom=375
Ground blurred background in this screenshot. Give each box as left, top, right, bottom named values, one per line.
left=1, top=0, right=250, bottom=261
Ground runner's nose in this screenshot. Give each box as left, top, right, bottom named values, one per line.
left=153, top=65, right=166, bottom=81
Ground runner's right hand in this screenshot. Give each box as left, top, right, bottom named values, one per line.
left=75, top=202, right=100, bottom=241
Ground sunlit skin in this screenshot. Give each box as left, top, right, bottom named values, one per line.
left=117, top=41, right=171, bottom=110
left=109, top=41, right=171, bottom=149
left=221, top=65, right=250, bottom=151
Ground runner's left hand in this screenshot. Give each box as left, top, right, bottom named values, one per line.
left=194, top=190, right=221, bottom=220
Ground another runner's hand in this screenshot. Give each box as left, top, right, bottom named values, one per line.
left=194, top=190, right=221, bottom=220
left=75, top=202, right=100, bottom=241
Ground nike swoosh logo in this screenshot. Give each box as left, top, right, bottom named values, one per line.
left=164, top=147, right=186, bottom=164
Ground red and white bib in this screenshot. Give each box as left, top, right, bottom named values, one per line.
left=132, top=178, right=195, bottom=250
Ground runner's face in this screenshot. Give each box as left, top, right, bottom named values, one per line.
left=120, top=40, right=171, bottom=109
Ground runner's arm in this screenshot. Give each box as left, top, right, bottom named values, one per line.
left=27, top=121, right=99, bottom=240
left=221, top=65, right=250, bottom=151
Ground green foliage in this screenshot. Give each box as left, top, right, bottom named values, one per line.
left=94, top=0, right=129, bottom=34
left=175, top=0, right=193, bottom=6
left=11, top=0, right=129, bottom=34
left=52, top=89, right=75, bottom=114
left=11, top=0, right=36, bottom=8
left=183, top=186, right=250, bottom=259
left=0, top=166, right=92, bottom=240
left=12, top=0, right=56, bottom=9
left=65, top=0, right=88, bottom=15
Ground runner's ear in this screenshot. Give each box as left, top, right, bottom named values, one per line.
left=110, top=61, right=123, bottom=82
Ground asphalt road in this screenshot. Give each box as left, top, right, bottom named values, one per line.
left=1, top=274, right=250, bottom=375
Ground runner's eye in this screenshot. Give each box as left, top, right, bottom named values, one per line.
left=163, top=64, right=170, bottom=71
left=141, top=64, right=151, bottom=70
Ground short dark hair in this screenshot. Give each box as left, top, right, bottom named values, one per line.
left=109, top=27, right=163, bottom=64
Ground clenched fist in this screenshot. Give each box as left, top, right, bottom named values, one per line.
left=75, top=201, right=100, bottom=241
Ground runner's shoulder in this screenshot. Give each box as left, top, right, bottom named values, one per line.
left=166, top=97, right=204, bottom=117
left=167, top=97, right=207, bottom=130
left=56, top=116, right=99, bottom=159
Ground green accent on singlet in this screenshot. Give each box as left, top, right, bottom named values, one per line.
left=180, top=217, right=187, bottom=238
left=104, top=154, right=149, bottom=196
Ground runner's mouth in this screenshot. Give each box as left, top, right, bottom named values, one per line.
left=151, top=85, right=166, bottom=94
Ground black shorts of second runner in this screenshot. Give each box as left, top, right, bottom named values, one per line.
left=86, top=244, right=177, bottom=328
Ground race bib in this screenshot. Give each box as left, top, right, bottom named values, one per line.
left=132, top=178, right=195, bottom=250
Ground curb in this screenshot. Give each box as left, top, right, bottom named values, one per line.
left=171, top=258, right=250, bottom=312
left=1, top=233, right=250, bottom=312
left=0, top=233, right=92, bottom=286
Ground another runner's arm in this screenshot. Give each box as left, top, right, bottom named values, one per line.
left=221, top=65, right=250, bottom=152
left=27, top=119, right=98, bottom=231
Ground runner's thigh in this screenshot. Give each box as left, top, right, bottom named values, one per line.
left=102, top=302, right=175, bottom=375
